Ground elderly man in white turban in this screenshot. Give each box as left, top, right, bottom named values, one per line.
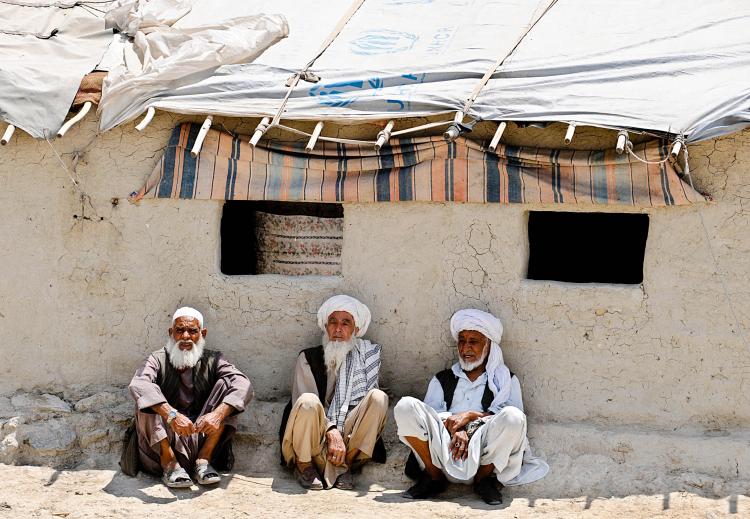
left=127, top=307, right=253, bottom=488
left=279, top=295, right=388, bottom=490
left=394, top=309, right=548, bottom=505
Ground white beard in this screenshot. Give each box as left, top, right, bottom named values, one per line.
left=166, top=336, right=206, bottom=370
left=323, top=333, right=356, bottom=377
left=458, top=341, right=490, bottom=371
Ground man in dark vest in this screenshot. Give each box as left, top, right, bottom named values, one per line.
left=394, top=309, right=549, bottom=505
left=280, top=295, right=388, bottom=490
left=128, top=306, right=253, bottom=488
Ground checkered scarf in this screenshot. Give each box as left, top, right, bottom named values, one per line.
left=326, top=338, right=381, bottom=431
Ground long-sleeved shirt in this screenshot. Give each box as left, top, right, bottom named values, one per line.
left=129, top=350, right=253, bottom=416
left=423, top=363, right=523, bottom=416
left=291, top=351, right=337, bottom=430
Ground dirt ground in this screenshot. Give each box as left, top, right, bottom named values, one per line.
left=0, top=464, right=745, bottom=518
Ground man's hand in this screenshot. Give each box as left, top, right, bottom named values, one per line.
left=325, top=428, right=347, bottom=466
left=443, top=412, right=474, bottom=435
left=449, top=429, right=470, bottom=461
left=170, top=413, right=195, bottom=436
left=195, top=410, right=223, bottom=435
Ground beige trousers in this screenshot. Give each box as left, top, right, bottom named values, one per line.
left=281, top=388, right=388, bottom=487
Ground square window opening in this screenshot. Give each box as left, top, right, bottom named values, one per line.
left=527, top=211, right=649, bottom=284
left=221, top=201, right=344, bottom=276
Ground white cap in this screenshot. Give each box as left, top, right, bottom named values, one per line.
left=172, top=306, right=204, bottom=328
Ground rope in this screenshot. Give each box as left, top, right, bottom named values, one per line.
left=44, top=135, right=84, bottom=194
left=269, top=0, right=367, bottom=126
left=624, top=140, right=671, bottom=165
left=272, top=118, right=456, bottom=147
left=461, top=0, right=559, bottom=115
left=682, top=142, right=696, bottom=190
left=696, top=209, right=750, bottom=352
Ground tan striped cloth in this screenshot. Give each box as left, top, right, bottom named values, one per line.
left=131, top=123, right=706, bottom=206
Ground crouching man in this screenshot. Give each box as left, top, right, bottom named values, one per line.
left=394, top=309, right=548, bottom=505
left=279, top=295, right=388, bottom=490
left=128, top=307, right=253, bottom=488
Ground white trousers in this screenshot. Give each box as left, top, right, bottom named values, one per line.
left=394, top=396, right=528, bottom=484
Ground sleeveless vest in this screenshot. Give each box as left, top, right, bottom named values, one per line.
left=279, top=345, right=386, bottom=465
left=152, top=347, right=221, bottom=419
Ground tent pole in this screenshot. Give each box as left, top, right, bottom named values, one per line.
left=190, top=115, right=213, bottom=157
left=1, top=124, right=15, bottom=145
left=488, top=121, right=507, bottom=152
left=57, top=101, right=92, bottom=138
left=374, top=120, right=395, bottom=151
left=305, top=121, right=324, bottom=153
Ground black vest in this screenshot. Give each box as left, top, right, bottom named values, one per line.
left=279, top=345, right=386, bottom=465
left=152, top=347, right=221, bottom=420
left=434, top=367, right=514, bottom=413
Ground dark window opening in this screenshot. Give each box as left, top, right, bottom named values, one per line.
left=221, top=201, right=344, bottom=276
left=527, top=211, right=649, bottom=284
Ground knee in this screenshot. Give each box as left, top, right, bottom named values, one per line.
left=367, top=389, right=389, bottom=409
left=491, top=406, right=526, bottom=434
left=394, top=396, right=420, bottom=424
left=296, top=393, right=323, bottom=412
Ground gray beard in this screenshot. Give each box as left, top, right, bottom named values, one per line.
left=323, top=333, right=356, bottom=377
left=458, top=342, right=490, bottom=371
left=166, top=336, right=206, bottom=370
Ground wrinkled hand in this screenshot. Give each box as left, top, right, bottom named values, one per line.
left=444, top=412, right=473, bottom=435
left=170, top=413, right=195, bottom=436
left=325, top=428, right=347, bottom=466
left=450, top=430, right=470, bottom=461
left=195, top=410, right=223, bottom=435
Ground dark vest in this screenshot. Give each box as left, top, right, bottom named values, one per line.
left=434, top=367, right=514, bottom=413
left=152, top=347, right=221, bottom=420
left=279, top=345, right=387, bottom=465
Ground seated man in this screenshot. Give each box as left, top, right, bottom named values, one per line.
left=128, top=307, right=253, bottom=488
left=279, top=295, right=388, bottom=490
left=394, top=309, right=548, bottom=505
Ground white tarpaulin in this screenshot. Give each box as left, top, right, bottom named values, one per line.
left=95, top=0, right=750, bottom=142
left=99, top=0, right=289, bottom=130
left=0, top=1, right=114, bottom=139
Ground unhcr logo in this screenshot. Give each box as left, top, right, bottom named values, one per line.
left=350, top=30, right=418, bottom=55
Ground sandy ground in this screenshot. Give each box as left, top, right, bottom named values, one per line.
left=0, top=464, right=745, bottom=518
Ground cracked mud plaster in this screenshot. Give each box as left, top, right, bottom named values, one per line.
left=1, top=114, right=749, bottom=432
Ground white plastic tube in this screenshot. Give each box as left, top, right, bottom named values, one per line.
left=564, top=123, right=576, bottom=145
left=57, top=101, right=92, bottom=138
left=670, top=138, right=683, bottom=158
left=488, top=121, right=507, bottom=152
left=135, top=107, right=156, bottom=132
left=374, top=120, right=395, bottom=151
left=305, top=121, right=324, bottom=153
left=616, top=130, right=628, bottom=154
left=190, top=115, right=213, bottom=158
left=250, top=117, right=271, bottom=147
left=1, top=124, right=15, bottom=145
left=443, top=111, right=465, bottom=142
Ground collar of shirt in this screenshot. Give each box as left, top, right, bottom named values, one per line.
left=450, top=362, right=488, bottom=386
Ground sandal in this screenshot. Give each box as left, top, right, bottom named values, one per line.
left=334, top=470, right=354, bottom=490
left=194, top=462, right=221, bottom=485
left=162, top=466, right=192, bottom=488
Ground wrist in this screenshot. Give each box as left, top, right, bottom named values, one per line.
left=166, top=408, right=178, bottom=424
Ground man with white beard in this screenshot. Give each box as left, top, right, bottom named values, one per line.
left=394, top=309, right=549, bottom=505
left=279, top=295, right=388, bottom=490
left=128, top=307, right=253, bottom=488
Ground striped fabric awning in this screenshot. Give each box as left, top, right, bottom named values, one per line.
left=131, top=123, right=705, bottom=206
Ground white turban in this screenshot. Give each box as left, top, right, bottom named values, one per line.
left=450, top=309, right=511, bottom=404
left=172, top=306, right=204, bottom=328
left=317, top=295, right=371, bottom=337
